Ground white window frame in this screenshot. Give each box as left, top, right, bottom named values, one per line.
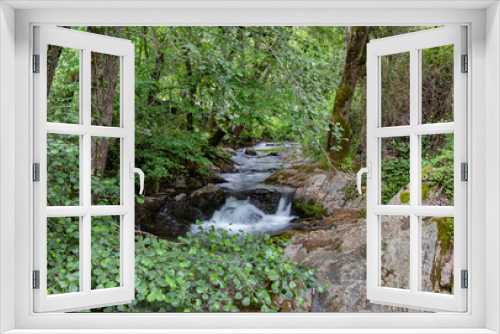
left=33, top=26, right=136, bottom=313
left=366, top=26, right=468, bottom=312
left=1, top=1, right=499, bottom=333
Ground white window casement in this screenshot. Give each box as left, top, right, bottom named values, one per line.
left=1, top=1, right=500, bottom=334
left=33, top=26, right=136, bottom=313
left=365, top=26, right=468, bottom=312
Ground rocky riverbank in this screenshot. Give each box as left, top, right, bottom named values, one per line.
left=263, top=147, right=454, bottom=312
left=135, top=143, right=454, bottom=313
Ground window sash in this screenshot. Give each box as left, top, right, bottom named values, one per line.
left=366, top=26, right=468, bottom=312
left=32, top=26, right=136, bottom=313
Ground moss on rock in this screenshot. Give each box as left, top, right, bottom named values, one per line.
left=399, top=192, right=410, bottom=204
left=421, top=184, right=430, bottom=200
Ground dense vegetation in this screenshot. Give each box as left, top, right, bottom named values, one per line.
left=46, top=26, right=455, bottom=312
left=48, top=219, right=325, bottom=312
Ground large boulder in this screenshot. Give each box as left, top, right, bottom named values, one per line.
left=190, top=183, right=226, bottom=217
left=265, top=164, right=358, bottom=214
left=149, top=193, right=205, bottom=238
left=247, top=188, right=283, bottom=214
left=135, top=195, right=167, bottom=232
left=284, top=214, right=453, bottom=312
left=245, top=148, right=257, bottom=156
left=136, top=185, right=227, bottom=239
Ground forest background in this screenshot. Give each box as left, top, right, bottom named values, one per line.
left=46, top=26, right=455, bottom=312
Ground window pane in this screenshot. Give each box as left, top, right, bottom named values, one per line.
left=47, top=134, right=80, bottom=206
left=91, top=137, right=120, bottom=205
left=91, top=52, right=121, bottom=127
left=91, top=216, right=121, bottom=290
left=421, top=45, right=454, bottom=124
left=47, top=46, right=80, bottom=124
left=381, top=52, right=410, bottom=127
left=421, top=216, right=454, bottom=295
left=381, top=137, right=410, bottom=205
left=421, top=133, right=454, bottom=206
left=380, top=215, right=410, bottom=290
left=47, top=217, right=80, bottom=295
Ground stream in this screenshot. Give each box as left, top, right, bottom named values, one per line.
left=192, top=143, right=299, bottom=236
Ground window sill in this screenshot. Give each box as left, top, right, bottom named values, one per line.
left=4, top=330, right=498, bottom=334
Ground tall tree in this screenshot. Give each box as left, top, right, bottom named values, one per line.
left=88, top=26, right=123, bottom=203
left=326, top=26, right=370, bottom=166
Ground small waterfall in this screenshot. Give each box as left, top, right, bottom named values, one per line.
left=192, top=196, right=295, bottom=236
left=192, top=143, right=297, bottom=236
left=275, top=193, right=293, bottom=216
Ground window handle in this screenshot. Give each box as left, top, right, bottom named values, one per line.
left=129, top=162, right=145, bottom=195
left=357, top=162, right=371, bottom=194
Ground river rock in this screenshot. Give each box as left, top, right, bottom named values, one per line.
left=389, top=183, right=452, bottom=207
left=135, top=195, right=167, bottom=233
left=149, top=195, right=204, bottom=238
left=173, top=174, right=187, bottom=188
left=135, top=194, right=195, bottom=238
left=266, top=164, right=357, bottom=213
left=190, top=183, right=226, bottom=217
left=207, top=174, right=227, bottom=184
left=247, top=188, right=283, bottom=214
left=294, top=172, right=351, bottom=212
left=221, top=147, right=237, bottom=156
left=245, top=148, right=257, bottom=156
left=284, top=215, right=452, bottom=312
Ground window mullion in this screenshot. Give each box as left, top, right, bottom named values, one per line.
left=409, top=47, right=420, bottom=295
left=82, top=48, right=92, bottom=294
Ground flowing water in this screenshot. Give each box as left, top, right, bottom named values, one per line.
left=192, top=143, right=298, bottom=236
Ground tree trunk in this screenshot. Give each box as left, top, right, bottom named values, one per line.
left=184, top=53, right=196, bottom=132
left=88, top=27, right=122, bottom=203
left=47, top=45, right=63, bottom=97
left=207, top=112, right=227, bottom=147
left=46, top=26, right=71, bottom=97
left=327, top=26, right=370, bottom=166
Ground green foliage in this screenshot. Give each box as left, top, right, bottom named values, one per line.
left=50, top=221, right=325, bottom=312
left=381, top=139, right=410, bottom=205
left=47, top=217, right=80, bottom=294
left=422, top=134, right=454, bottom=204
left=64, top=26, right=347, bottom=188
left=339, top=155, right=354, bottom=173
left=47, top=134, right=80, bottom=206
left=294, top=200, right=329, bottom=219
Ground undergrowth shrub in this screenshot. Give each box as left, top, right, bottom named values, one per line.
left=49, top=219, right=326, bottom=312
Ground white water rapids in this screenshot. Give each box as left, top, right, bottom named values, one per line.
left=192, top=143, right=298, bottom=236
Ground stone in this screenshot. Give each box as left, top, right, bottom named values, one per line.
left=190, top=183, right=226, bottom=217
left=272, top=287, right=313, bottom=312
left=221, top=147, right=237, bottom=156
left=208, top=174, right=227, bottom=184
left=245, top=148, right=257, bottom=156
left=173, top=174, right=186, bottom=188
left=247, top=188, right=283, bottom=214
left=283, top=214, right=452, bottom=312
left=175, top=193, right=187, bottom=202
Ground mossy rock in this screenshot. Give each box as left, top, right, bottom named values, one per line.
left=399, top=192, right=410, bottom=204
left=266, top=175, right=278, bottom=183
left=305, top=166, right=315, bottom=174
left=293, top=200, right=329, bottom=219
left=434, top=217, right=454, bottom=253
left=421, top=165, right=434, bottom=178
left=316, top=157, right=332, bottom=171
left=421, top=184, right=430, bottom=200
